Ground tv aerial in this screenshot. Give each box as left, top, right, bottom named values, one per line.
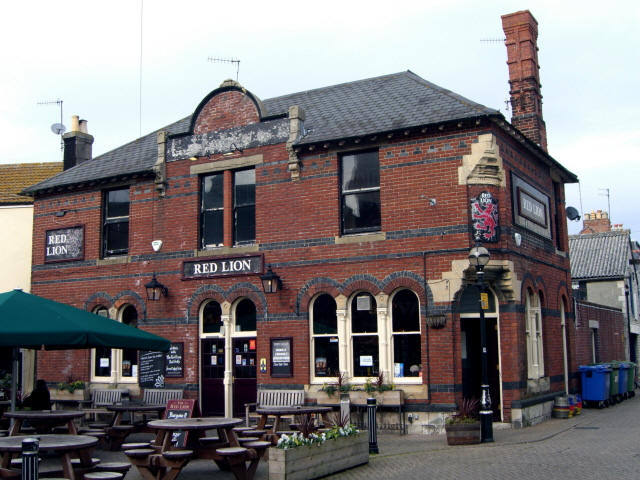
left=38, top=99, right=65, bottom=154
left=208, top=57, right=240, bottom=82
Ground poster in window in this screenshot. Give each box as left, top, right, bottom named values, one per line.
left=360, top=355, right=373, bottom=367
left=271, top=337, right=292, bottom=377
left=315, top=357, right=327, bottom=375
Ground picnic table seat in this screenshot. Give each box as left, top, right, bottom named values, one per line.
left=83, top=389, right=128, bottom=422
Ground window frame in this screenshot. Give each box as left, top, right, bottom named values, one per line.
left=525, top=290, right=545, bottom=379
left=200, top=173, right=225, bottom=248
left=340, top=150, right=381, bottom=235
left=390, top=289, right=422, bottom=383
left=310, top=294, right=340, bottom=380
left=233, top=169, right=256, bottom=245
left=102, top=187, right=130, bottom=257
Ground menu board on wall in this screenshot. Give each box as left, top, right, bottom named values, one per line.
left=139, top=350, right=165, bottom=388
left=271, top=337, right=292, bottom=378
left=165, top=343, right=184, bottom=378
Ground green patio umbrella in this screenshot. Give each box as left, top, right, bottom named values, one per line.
left=0, top=289, right=170, bottom=411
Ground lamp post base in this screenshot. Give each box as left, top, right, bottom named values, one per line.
left=480, top=410, right=494, bottom=443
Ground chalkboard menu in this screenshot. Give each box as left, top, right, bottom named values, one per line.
left=165, top=343, right=184, bottom=378
left=271, top=337, right=293, bottom=377
left=139, top=351, right=165, bottom=388
left=166, top=399, right=197, bottom=448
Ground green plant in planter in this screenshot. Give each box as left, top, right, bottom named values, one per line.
left=337, top=371, right=351, bottom=393
left=363, top=378, right=376, bottom=394
left=56, top=379, right=85, bottom=393
left=321, top=382, right=337, bottom=397
left=446, top=397, right=479, bottom=425
left=375, top=372, right=394, bottom=393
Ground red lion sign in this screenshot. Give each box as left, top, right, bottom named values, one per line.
left=471, top=191, right=499, bottom=242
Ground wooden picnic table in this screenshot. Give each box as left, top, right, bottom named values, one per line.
left=256, top=405, right=333, bottom=443
left=3, top=410, right=85, bottom=436
left=0, top=434, right=98, bottom=480
left=128, top=417, right=267, bottom=480
left=105, top=403, right=166, bottom=450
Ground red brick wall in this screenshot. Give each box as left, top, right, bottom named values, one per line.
left=193, top=89, right=260, bottom=134
left=31, top=117, right=574, bottom=423
left=574, top=301, right=625, bottom=366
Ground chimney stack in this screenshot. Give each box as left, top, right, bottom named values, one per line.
left=63, top=115, right=94, bottom=170
left=501, top=10, right=548, bottom=152
left=579, top=210, right=612, bottom=234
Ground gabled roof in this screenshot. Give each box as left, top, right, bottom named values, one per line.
left=0, top=162, right=62, bottom=204
left=569, top=230, right=631, bottom=280
left=24, top=70, right=574, bottom=196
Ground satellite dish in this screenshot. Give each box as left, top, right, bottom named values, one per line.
left=51, top=123, right=66, bottom=135
left=566, top=206, right=581, bottom=221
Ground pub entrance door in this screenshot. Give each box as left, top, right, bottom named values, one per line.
left=200, top=298, right=257, bottom=417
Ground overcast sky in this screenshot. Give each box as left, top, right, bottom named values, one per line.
left=1, top=1, right=638, bottom=236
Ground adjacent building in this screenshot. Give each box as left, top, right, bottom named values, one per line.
left=25, top=11, right=580, bottom=429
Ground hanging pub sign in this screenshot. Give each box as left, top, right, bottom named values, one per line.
left=511, top=173, right=552, bottom=239
left=470, top=191, right=499, bottom=242
left=44, top=226, right=84, bottom=262
left=183, top=255, right=263, bottom=279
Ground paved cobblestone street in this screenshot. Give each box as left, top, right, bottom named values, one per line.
left=90, top=394, right=640, bottom=480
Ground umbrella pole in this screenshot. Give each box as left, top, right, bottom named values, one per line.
left=10, top=347, right=19, bottom=413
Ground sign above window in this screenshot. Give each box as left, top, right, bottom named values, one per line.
left=183, top=255, right=263, bottom=279
left=45, top=226, right=84, bottom=263
left=511, top=174, right=551, bottom=239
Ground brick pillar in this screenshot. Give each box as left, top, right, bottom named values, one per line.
left=502, top=10, right=547, bottom=152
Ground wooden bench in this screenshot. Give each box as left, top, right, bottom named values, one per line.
left=83, top=389, right=128, bottom=422
left=142, top=388, right=183, bottom=405
left=244, top=389, right=305, bottom=426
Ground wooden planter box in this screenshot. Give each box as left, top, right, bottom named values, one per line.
left=269, top=433, right=369, bottom=480
left=50, top=389, right=88, bottom=401
left=444, top=422, right=481, bottom=445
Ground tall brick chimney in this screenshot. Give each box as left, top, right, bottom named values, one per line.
left=63, top=115, right=94, bottom=171
left=579, top=210, right=612, bottom=234
left=501, top=10, right=547, bottom=152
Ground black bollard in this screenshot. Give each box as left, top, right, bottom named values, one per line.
left=367, top=397, right=379, bottom=454
left=21, top=437, right=39, bottom=480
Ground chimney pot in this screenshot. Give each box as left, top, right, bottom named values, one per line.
left=71, top=115, right=80, bottom=132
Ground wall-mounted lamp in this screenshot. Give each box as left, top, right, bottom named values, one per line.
left=145, top=273, right=168, bottom=301
left=260, top=265, right=282, bottom=294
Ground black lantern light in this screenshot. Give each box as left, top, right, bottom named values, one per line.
left=145, top=273, right=168, bottom=301
left=260, top=265, right=282, bottom=294
left=468, top=244, right=493, bottom=443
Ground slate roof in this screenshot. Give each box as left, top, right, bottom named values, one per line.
left=0, top=162, right=62, bottom=204
left=24, top=70, right=568, bottom=195
left=569, top=231, right=631, bottom=280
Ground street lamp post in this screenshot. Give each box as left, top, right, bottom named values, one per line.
left=468, top=245, right=494, bottom=443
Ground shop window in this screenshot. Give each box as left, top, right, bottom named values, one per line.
left=202, top=301, right=223, bottom=334
left=103, top=188, right=129, bottom=257
left=201, top=174, right=224, bottom=247
left=391, top=289, right=421, bottom=378
left=340, top=150, right=380, bottom=234
left=91, top=304, right=139, bottom=383
left=311, top=294, right=339, bottom=377
left=525, top=290, right=544, bottom=379
left=351, top=293, right=379, bottom=377
left=200, top=168, right=255, bottom=248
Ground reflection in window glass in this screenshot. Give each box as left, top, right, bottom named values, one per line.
left=341, top=151, right=380, bottom=234
left=234, top=169, right=255, bottom=244
left=201, top=174, right=224, bottom=247
left=235, top=299, right=256, bottom=332
left=312, top=294, right=339, bottom=377
left=103, top=188, right=129, bottom=256
left=120, top=305, right=138, bottom=378
left=93, top=307, right=111, bottom=377
left=203, top=301, right=223, bottom=334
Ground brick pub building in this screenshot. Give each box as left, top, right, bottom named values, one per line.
left=26, top=11, right=579, bottom=430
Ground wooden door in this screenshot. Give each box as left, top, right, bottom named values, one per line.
left=201, top=338, right=225, bottom=416
left=232, top=338, right=257, bottom=417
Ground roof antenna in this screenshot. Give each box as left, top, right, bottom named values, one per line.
left=598, top=188, right=611, bottom=221
left=208, top=57, right=241, bottom=82
left=37, top=98, right=65, bottom=157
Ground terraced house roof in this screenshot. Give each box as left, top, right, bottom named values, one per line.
left=569, top=230, right=631, bottom=280
left=0, top=163, right=62, bottom=204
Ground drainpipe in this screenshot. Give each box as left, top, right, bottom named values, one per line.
left=561, top=306, right=569, bottom=396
